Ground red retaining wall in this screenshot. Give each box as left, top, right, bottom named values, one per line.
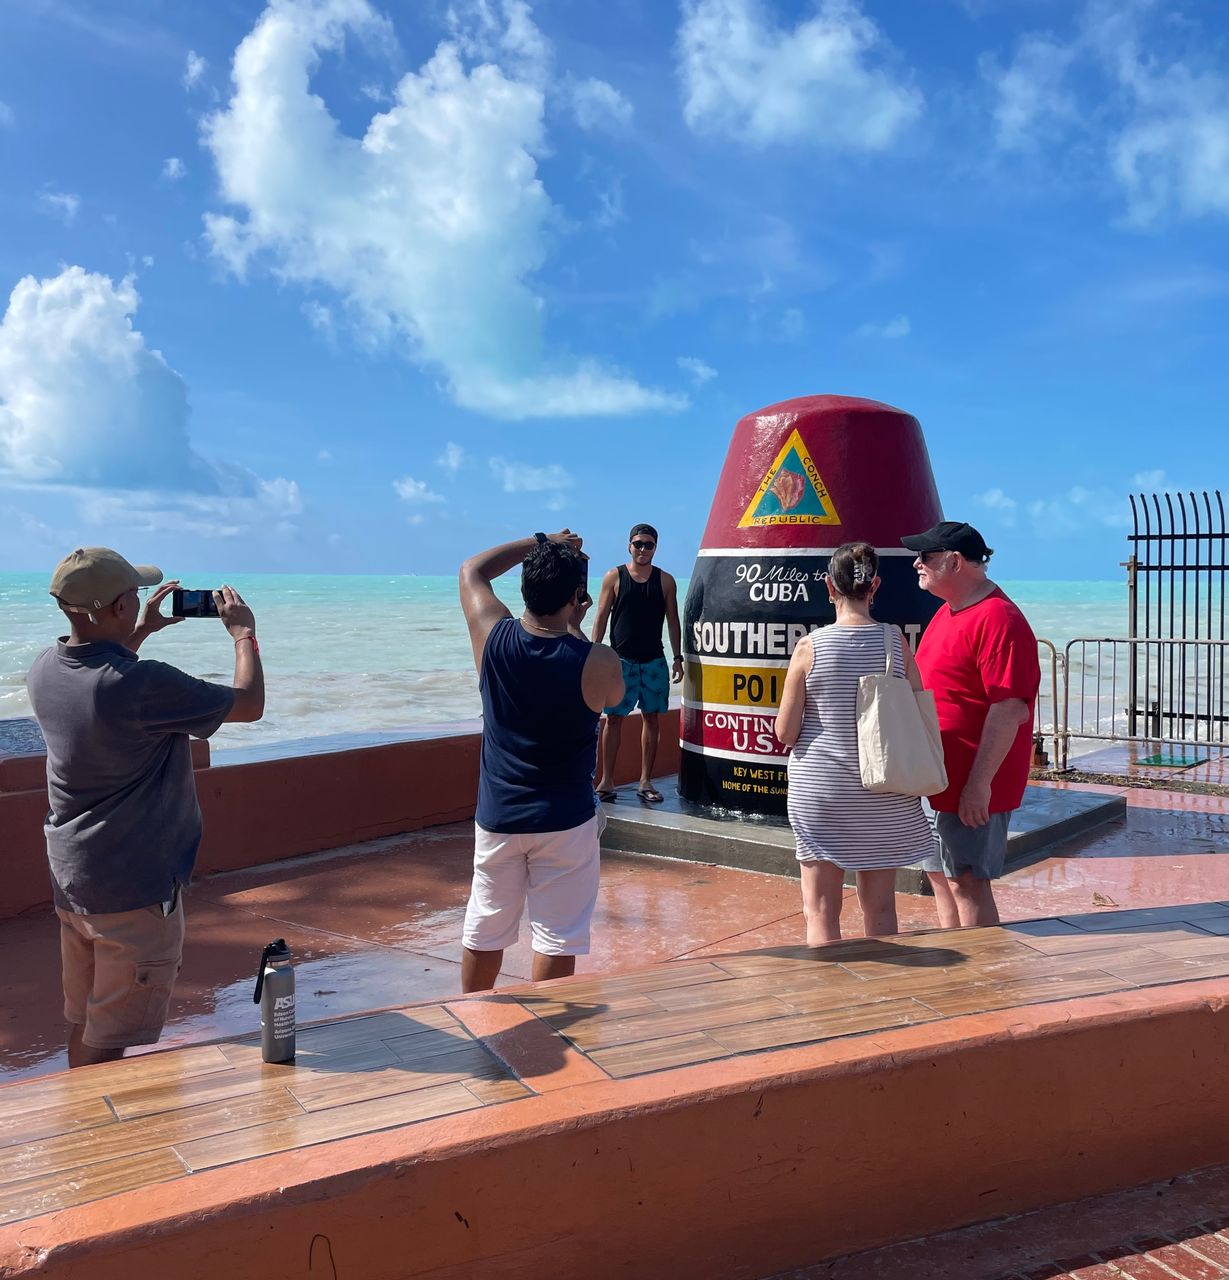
left=0, top=711, right=680, bottom=919
left=3, top=979, right=1228, bottom=1278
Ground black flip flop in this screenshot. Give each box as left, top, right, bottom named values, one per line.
left=597, top=789, right=618, bottom=803
left=637, top=787, right=664, bottom=804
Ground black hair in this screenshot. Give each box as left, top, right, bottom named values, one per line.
left=522, top=541, right=585, bottom=615
left=628, top=523, right=658, bottom=542
left=827, top=541, right=878, bottom=600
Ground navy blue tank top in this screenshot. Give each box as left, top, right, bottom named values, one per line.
left=475, top=617, right=599, bottom=834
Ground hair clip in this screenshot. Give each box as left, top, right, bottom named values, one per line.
left=852, top=561, right=873, bottom=585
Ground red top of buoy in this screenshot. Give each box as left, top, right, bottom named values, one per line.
left=700, top=395, right=943, bottom=550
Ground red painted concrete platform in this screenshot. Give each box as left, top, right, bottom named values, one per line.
left=1, top=775, right=1229, bottom=1277
left=5, top=777, right=1229, bottom=1083
left=3, top=902, right=1229, bottom=1276
left=2, top=773, right=1229, bottom=1085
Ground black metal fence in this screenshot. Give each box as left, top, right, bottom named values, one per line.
left=1126, top=490, right=1228, bottom=743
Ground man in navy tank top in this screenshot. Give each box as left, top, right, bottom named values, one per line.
left=590, top=523, right=683, bottom=805
left=458, top=530, right=624, bottom=993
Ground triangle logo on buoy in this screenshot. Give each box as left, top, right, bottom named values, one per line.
left=738, top=429, right=841, bottom=527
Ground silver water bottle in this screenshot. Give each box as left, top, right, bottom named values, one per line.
left=253, top=938, right=296, bottom=1063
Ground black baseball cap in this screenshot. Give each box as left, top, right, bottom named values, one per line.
left=901, top=521, right=993, bottom=560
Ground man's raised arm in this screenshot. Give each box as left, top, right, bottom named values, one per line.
left=460, top=530, right=581, bottom=671
left=216, top=586, right=265, bottom=723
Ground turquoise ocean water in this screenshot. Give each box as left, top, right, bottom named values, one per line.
left=0, top=574, right=1127, bottom=752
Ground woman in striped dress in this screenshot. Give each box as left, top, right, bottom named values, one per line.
left=776, top=542, right=935, bottom=944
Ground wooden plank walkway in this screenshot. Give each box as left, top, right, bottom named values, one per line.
left=3, top=901, right=1229, bottom=1228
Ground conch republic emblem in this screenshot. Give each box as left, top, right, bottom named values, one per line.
left=680, top=395, right=944, bottom=817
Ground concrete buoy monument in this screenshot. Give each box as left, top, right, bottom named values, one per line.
left=679, top=395, right=944, bottom=817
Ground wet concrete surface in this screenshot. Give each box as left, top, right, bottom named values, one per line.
left=601, top=778, right=1126, bottom=889
left=1073, top=740, right=1229, bottom=785
left=0, top=717, right=44, bottom=754
left=3, top=778, right=1229, bottom=1083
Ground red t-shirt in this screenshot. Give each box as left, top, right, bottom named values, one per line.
left=915, top=587, right=1040, bottom=813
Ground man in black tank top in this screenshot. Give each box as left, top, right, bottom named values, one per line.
left=591, top=523, right=683, bottom=804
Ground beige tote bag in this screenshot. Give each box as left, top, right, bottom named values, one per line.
left=856, top=625, right=948, bottom=797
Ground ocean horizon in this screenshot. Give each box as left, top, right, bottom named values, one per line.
left=1, top=573, right=1129, bottom=751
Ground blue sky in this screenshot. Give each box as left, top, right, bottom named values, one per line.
left=0, top=0, right=1226, bottom=579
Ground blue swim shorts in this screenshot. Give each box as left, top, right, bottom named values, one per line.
left=605, top=657, right=670, bottom=717
left=921, top=810, right=1012, bottom=880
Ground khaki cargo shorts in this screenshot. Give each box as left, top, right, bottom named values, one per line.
left=57, top=895, right=186, bottom=1050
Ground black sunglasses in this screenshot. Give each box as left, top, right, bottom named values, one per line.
left=631, top=540, right=656, bottom=551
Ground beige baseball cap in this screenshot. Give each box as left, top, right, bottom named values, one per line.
left=49, top=547, right=163, bottom=611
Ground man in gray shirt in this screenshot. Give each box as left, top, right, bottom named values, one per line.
left=27, top=547, right=265, bottom=1067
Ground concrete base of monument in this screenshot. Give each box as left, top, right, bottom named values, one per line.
left=600, top=780, right=1127, bottom=893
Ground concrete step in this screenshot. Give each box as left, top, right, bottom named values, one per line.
left=600, top=780, right=1126, bottom=893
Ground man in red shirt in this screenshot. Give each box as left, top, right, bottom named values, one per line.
left=902, top=522, right=1040, bottom=928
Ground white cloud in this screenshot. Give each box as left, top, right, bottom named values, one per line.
left=490, top=456, right=571, bottom=492
left=972, top=482, right=1128, bottom=540
left=0, top=101, right=14, bottom=129
left=1112, top=271, right=1229, bottom=307
left=38, top=191, right=80, bottom=223
left=980, top=34, right=1076, bottom=150
left=1133, top=469, right=1166, bottom=489
left=184, top=50, right=208, bottom=89
left=437, top=441, right=467, bottom=474
left=677, top=355, right=717, bottom=385
left=0, top=267, right=207, bottom=489
left=393, top=474, right=445, bottom=503
left=302, top=299, right=334, bottom=339
left=982, top=3, right=1229, bottom=225
left=1024, top=486, right=1130, bottom=538
left=569, top=77, right=633, bottom=132
left=593, top=175, right=624, bottom=229
left=0, top=502, right=64, bottom=547
left=76, top=479, right=303, bottom=539
left=1111, top=64, right=1229, bottom=226
left=446, top=0, right=551, bottom=87
left=202, top=0, right=681, bottom=419
left=855, top=314, right=910, bottom=339
left=976, top=487, right=1018, bottom=528
left=162, top=156, right=187, bottom=181
left=0, top=266, right=299, bottom=535
left=676, top=0, right=922, bottom=150
left=779, top=306, right=806, bottom=340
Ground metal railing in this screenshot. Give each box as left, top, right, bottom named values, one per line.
left=1027, top=491, right=1229, bottom=771
left=1058, top=636, right=1229, bottom=770
left=1127, top=490, right=1227, bottom=737
left=1033, top=638, right=1063, bottom=769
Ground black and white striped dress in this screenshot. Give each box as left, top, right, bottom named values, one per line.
left=786, top=624, right=935, bottom=870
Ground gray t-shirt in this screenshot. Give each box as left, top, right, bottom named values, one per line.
left=26, top=640, right=235, bottom=914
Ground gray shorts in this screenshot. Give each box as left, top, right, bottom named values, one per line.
left=921, top=810, right=1012, bottom=880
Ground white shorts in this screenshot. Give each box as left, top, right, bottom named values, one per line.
left=462, top=812, right=603, bottom=956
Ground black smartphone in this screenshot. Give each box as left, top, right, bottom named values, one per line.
left=171, top=588, right=220, bottom=618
